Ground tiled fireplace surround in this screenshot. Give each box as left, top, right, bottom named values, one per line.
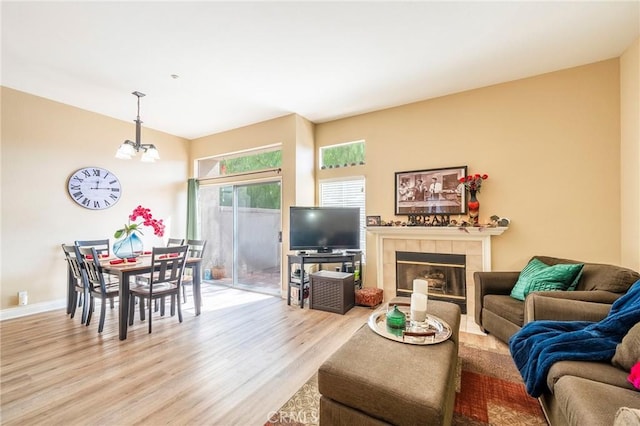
left=367, top=226, right=508, bottom=325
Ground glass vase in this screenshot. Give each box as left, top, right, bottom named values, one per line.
left=468, top=190, right=480, bottom=225
left=113, top=233, right=143, bottom=259
left=386, top=305, right=406, bottom=329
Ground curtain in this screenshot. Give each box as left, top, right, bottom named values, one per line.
left=186, top=178, right=199, bottom=240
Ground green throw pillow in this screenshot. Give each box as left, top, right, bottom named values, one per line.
left=510, top=258, right=584, bottom=301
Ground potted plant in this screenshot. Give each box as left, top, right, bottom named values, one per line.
left=212, top=259, right=226, bottom=280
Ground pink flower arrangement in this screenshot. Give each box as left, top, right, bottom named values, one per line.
left=629, top=361, right=640, bottom=390
left=459, top=173, right=489, bottom=193
left=114, top=205, right=165, bottom=239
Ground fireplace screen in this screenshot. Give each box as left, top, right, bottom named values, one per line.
left=396, top=251, right=466, bottom=313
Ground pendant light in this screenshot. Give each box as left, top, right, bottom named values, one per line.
left=115, top=91, right=160, bottom=162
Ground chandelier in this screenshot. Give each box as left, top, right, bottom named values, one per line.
left=115, top=91, right=160, bottom=162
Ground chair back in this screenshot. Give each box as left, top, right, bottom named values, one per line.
left=75, top=239, right=110, bottom=257
left=186, top=239, right=207, bottom=258
left=149, top=245, right=189, bottom=297
left=78, top=246, right=109, bottom=296
left=167, top=238, right=185, bottom=247
left=62, top=243, right=84, bottom=283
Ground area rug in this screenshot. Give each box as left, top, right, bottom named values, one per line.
left=266, top=342, right=546, bottom=426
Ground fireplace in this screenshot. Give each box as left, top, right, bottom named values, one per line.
left=366, top=226, right=508, bottom=320
left=396, top=252, right=466, bottom=313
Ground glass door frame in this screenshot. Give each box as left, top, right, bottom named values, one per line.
left=199, top=176, right=282, bottom=296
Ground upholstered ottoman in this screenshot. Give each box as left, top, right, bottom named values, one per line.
left=355, top=287, right=384, bottom=307
left=318, top=300, right=461, bottom=426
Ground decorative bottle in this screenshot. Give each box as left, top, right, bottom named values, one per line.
left=386, top=305, right=406, bottom=329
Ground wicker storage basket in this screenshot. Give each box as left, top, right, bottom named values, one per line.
left=310, top=270, right=355, bottom=314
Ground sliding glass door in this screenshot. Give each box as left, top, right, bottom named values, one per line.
left=199, top=180, right=281, bottom=295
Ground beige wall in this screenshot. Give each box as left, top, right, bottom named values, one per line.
left=294, top=115, right=316, bottom=206
left=316, top=59, right=623, bottom=286
left=620, top=37, right=640, bottom=272
left=1, top=87, right=189, bottom=312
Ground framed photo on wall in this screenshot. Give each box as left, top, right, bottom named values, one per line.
left=395, top=166, right=468, bottom=215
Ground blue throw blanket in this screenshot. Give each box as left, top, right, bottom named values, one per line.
left=509, top=279, right=640, bottom=397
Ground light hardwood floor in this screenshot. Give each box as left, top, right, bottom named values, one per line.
left=0, top=284, right=505, bottom=425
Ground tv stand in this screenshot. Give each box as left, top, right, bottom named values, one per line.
left=287, top=252, right=363, bottom=309
left=305, top=252, right=343, bottom=257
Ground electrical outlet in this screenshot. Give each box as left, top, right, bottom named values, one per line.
left=18, top=291, right=28, bottom=306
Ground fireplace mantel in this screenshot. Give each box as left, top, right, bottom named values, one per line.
left=366, top=226, right=508, bottom=305
left=366, top=226, right=508, bottom=238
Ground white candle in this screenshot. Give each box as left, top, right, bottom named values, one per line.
left=411, top=292, right=427, bottom=311
left=413, top=279, right=428, bottom=295
left=410, top=292, right=428, bottom=322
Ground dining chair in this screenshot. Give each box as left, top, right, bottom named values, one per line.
left=75, top=239, right=116, bottom=306
left=167, top=238, right=184, bottom=247
left=78, top=246, right=120, bottom=333
left=128, top=245, right=189, bottom=334
left=61, top=243, right=89, bottom=323
left=160, top=238, right=185, bottom=310
left=75, top=239, right=110, bottom=257
left=142, top=237, right=184, bottom=313
left=181, top=239, right=207, bottom=303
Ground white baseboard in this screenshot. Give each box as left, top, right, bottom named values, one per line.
left=0, top=299, right=67, bottom=321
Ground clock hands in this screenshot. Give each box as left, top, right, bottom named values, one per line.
left=90, top=179, right=114, bottom=190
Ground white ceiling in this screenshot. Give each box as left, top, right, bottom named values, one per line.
left=2, top=1, right=639, bottom=140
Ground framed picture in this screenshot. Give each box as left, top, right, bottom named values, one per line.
left=366, top=215, right=381, bottom=226
left=395, top=166, right=468, bottom=215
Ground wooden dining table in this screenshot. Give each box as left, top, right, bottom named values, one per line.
left=67, top=255, right=203, bottom=340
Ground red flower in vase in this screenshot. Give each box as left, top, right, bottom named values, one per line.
left=459, top=173, right=488, bottom=193
left=114, top=205, right=165, bottom=239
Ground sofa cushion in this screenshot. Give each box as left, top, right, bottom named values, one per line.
left=613, top=322, right=640, bottom=372
left=547, top=360, right=634, bottom=393
left=555, top=376, right=640, bottom=426
left=484, top=294, right=524, bottom=326
left=535, top=256, right=640, bottom=293
left=510, top=258, right=584, bottom=301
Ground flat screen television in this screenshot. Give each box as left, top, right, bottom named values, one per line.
left=289, top=206, right=361, bottom=253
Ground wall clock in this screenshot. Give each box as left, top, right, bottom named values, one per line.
left=67, top=167, right=122, bottom=210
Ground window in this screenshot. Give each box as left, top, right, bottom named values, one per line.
left=196, top=144, right=282, bottom=179
left=319, top=140, right=365, bottom=169
left=319, top=177, right=366, bottom=258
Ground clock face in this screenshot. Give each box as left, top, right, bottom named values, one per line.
left=67, top=167, right=122, bottom=210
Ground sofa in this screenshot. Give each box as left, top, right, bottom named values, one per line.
left=539, top=322, right=640, bottom=425
left=474, top=255, right=640, bottom=344
left=476, top=256, right=640, bottom=425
